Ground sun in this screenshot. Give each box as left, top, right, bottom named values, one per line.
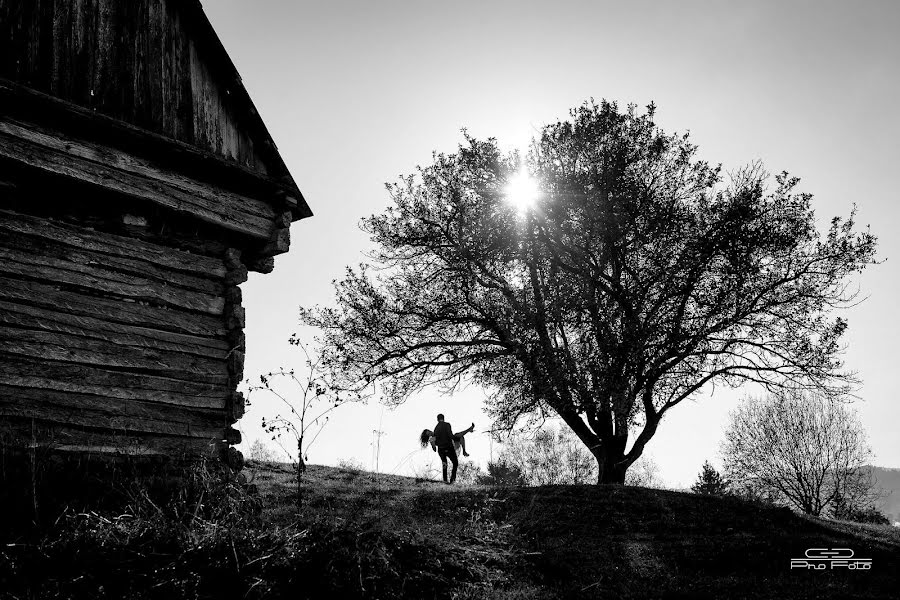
left=504, top=170, right=539, bottom=212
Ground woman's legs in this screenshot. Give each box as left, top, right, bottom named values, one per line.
left=453, top=423, right=475, bottom=457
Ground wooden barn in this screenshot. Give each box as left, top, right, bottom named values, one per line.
left=0, top=0, right=310, bottom=471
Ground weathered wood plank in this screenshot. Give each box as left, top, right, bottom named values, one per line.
left=0, top=118, right=277, bottom=222
left=0, top=124, right=274, bottom=240
left=226, top=392, right=245, bottom=423
left=259, top=226, right=290, bottom=257
left=0, top=225, right=225, bottom=297
left=225, top=264, right=249, bottom=286
left=225, top=304, right=245, bottom=330
left=0, top=276, right=226, bottom=337
left=248, top=256, right=275, bottom=274
left=227, top=349, right=245, bottom=383
left=0, top=418, right=224, bottom=458
left=0, top=248, right=225, bottom=315
left=0, top=357, right=226, bottom=409
left=224, top=427, right=241, bottom=445
left=0, top=78, right=311, bottom=219
left=0, top=385, right=225, bottom=436
left=0, top=300, right=229, bottom=357
left=0, top=328, right=228, bottom=385
left=0, top=208, right=226, bottom=278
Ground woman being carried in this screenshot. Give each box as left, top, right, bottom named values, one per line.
left=419, top=421, right=475, bottom=457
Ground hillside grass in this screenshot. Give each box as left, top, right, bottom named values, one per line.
left=2, top=461, right=898, bottom=599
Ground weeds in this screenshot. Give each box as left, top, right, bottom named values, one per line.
left=2, top=462, right=898, bottom=599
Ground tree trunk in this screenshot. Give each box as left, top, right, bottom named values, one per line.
left=296, top=438, right=306, bottom=507
left=592, top=435, right=629, bottom=484
left=598, top=458, right=628, bottom=484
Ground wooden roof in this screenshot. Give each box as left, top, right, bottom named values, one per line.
left=0, top=0, right=308, bottom=218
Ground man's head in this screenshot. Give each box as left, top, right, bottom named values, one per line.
left=437, top=413, right=444, bottom=421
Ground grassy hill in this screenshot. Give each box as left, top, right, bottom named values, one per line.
left=2, top=462, right=899, bottom=599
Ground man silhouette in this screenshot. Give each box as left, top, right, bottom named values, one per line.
left=432, top=413, right=458, bottom=484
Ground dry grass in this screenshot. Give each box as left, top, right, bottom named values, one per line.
left=2, top=461, right=898, bottom=599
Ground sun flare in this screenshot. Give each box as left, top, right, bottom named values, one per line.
left=504, top=170, right=539, bottom=212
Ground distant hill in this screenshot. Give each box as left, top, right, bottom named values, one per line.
left=872, top=466, right=900, bottom=522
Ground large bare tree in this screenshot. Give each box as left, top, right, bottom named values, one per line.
left=722, top=390, right=875, bottom=516
left=301, top=101, right=877, bottom=483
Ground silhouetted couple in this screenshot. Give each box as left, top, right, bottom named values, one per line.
left=431, top=413, right=473, bottom=484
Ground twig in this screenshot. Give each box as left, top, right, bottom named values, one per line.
left=244, top=578, right=264, bottom=598
left=189, top=490, right=205, bottom=527
left=580, top=578, right=603, bottom=592
left=244, top=553, right=274, bottom=567
left=231, top=538, right=241, bottom=572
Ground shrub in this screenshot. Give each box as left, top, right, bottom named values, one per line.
left=831, top=493, right=891, bottom=525
left=476, top=460, right=526, bottom=486
left=453, top=461, right=485, bottom=485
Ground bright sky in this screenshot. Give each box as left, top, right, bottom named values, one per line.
left=204, top=0, right=900, bottom=487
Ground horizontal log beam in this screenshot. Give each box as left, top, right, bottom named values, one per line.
left=0, top=418, right=224, bottom=458
left=227, top=350, right=245, bottom=383
left=259, top=227, right=290, bottom=257
left=226, top=392, right=246, bottom=424
left=0, top=387, right=225, bottom=439
left=224, top=427, right=242, bottom=445
left=247, top=256, right=275, bottom=274
left=225, top=304, right=246, bottom=331
left=225, top=264, right=249, bottom=286
left=0, top=248, right=225, bottom=315
left=0, top=208, right=226, bottom=278
left=0, top=384, right=225, bottom=430
left=0, top=223, right=225, bottom=296
left=0, top=328, right=228, bottom=385
left=0, top=121, right=275, bottom=241
left=275, top=211, right=293, bottom=229
left=0, top=276, right=226, bottom=338
left=0, top=357, right=227, bottom=409
left=223, top=248, right=243, bottom=270
left=0, top=300, right=229, bottom=358
left=0, top=78, right=312, bottom=221
left=0, top=117, right=278, bottom=224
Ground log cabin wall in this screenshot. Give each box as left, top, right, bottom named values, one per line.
left=0, top=0, right=308, bottom=471
left=0, top=0, right=276, bottom=175
left=0, top=167, right=245, bottom=465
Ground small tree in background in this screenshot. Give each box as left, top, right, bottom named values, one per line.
left=624, top=455, right=661, bottom=488
left=247, top=439, right=277, bottom=463
left=499, top=426, right=597, bottom=485
left=248, top=338, right=357, bottom=505
left=722, top=390, right=874, bottom=516
left=691, top=461, right=730, bottom=496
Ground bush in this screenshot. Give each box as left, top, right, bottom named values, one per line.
left=476, top=460, right=526, bottom=486
left=453, top=461, right=485, bottom=484
left=831, top=495, right=891, bottom=525
left=337, top=458, right=366, bottom=472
